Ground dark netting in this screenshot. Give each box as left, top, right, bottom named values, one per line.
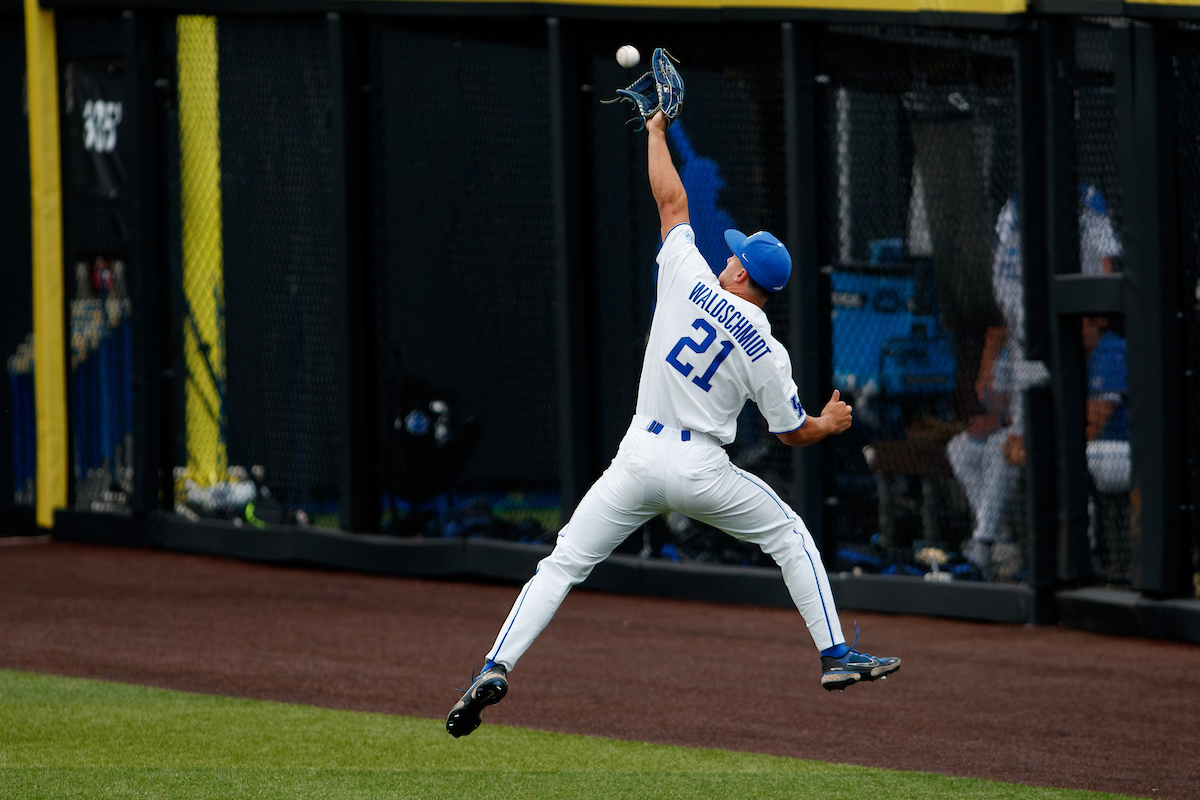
left=373, top=22, right=558, bottom=539
left=815, top=25, right=1025, bottom=582
left=0, top=17, right=34, bottom=508
left=169, top=15, right=342, bottom=528
left=590, top=25, right=789, bottom=565
left=1075, top=313, right=1131, bottom=585
left=1174, top=25, right=1200, bottom=597
left=1069, top=19, right=1131, bottom=587
left=1072, top=19, right=1124, bottom=273
left=58, top=20, right=137, bottom=512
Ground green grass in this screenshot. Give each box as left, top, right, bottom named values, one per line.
left=0, top=669, right=1136, bottom=800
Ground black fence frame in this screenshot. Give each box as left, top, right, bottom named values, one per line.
left=25, top=0, right=1200, bottom=641
left=0, top=4, right=37, bottom=536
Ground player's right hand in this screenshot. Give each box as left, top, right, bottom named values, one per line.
left=822, top=389, right=853, bottom=435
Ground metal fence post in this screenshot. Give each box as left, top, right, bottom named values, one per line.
left=548, top=17, right=591, bottom=519
left=782, top=21, right=829, bottom=563
left=1017, top=21, right=1057, bottom=621
left=1116, top=21, right=1185, bottom=596
left=122, top=11, right=164, bottom=518
left=1042, top=18, right=1091, bottom=584
left=329, top=13, right=377, bottom=532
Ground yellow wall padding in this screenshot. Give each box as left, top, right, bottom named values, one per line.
left=177, top=15, right=228, bottom=488
left=24, top=0, right=67, bottom=529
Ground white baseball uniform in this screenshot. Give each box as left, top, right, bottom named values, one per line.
left=485, top=223, right=846, bottom=670
left=948, top=194, right=1121, bottom=548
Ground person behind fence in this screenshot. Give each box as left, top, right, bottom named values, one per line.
left=1080, top=315, right=1129, bottom=494
left=444, top=58, right=901, bottom=739
left=947, top=185, right=1119, bottom=574
left=1005, top=315, right=1130, bottom=561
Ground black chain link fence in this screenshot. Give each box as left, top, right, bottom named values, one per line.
left=1077, top=313, right=1132, bottom=584
left=815, top=25, right=1024, bottom=582
left=1174, top=24, right=1200, bottom=597
left=34, top=11, right=1181, bottom=594
left=1, top=15, right=34, bottom=509
left=168, top=15, right=342, bottom=528
left=590, top=25, right=789, bottom=565
left=372, top=21, right=559, bottom=540
left=221, top=16, right=341, bottom=527
left=1073, top=18, right=1124, bottom=273
left=59, top=29, right=137, bottom=512
left=1070, top=18, right=1131, bottom=587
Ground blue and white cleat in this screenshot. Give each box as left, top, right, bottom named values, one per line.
left=446, top=663, right=508, bottom=738
left=821, top=649, right=901, bottom=691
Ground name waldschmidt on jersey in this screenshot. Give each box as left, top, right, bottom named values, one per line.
left=686, top=280, right=772, bottom=362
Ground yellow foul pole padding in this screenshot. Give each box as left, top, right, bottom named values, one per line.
left=24, top=0, right=67, bottom=528
left=177, top=16, right=227, bottom=488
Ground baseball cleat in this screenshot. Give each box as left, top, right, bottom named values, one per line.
left=821, top=650, right=901, bottom=691
left=446, top=663, right=508, bottom=738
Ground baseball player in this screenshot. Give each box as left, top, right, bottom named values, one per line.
left=446, top=67, right=899, bottom=738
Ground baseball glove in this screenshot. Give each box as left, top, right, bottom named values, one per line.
left=652, top=48, right=684, bottom=120
left=606, top=70, right=660, bottom=125
left=604, top=48, right=685, bottom=128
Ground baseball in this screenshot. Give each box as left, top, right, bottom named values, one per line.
left=616, top=44, right=640, bottom=69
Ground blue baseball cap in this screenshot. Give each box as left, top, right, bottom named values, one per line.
left=723, top=229, right=791, bottom=293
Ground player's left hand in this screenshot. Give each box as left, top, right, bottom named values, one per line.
left=821, top=390, right=853, bottom=435
left=602, top=48, right=684, bottom=129
left=646, top=110, right=669, bottom=135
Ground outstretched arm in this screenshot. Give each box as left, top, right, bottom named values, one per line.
left=647, top=111, right=688, bottom=239
left=776, top=390, right=853, bottom=448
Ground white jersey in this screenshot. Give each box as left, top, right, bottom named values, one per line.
left=481, top=231, right=851, bottom=681
left=634, top=223, right=806, bottom=444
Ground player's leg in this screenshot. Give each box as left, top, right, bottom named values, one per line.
left=946, top=429, right=987, bottom=524
left=954, top=428, right=1018, bottom=572
left=446, top=432, right=662, bottom=737
left=670, top=451, right=840, bottom=649
left=948, top=428, right=1009, bottom=571
left=973, top=427, right=1019, bottom=543
left=482, top=497, right=656, bottom=673
left=485, top=435, right=664, bottom=671
left=668, top=447, right=899, bottom=690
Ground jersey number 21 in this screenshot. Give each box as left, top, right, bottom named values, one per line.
left=666, top=318, right=734, bottom=393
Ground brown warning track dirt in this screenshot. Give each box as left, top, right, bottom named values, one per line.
left=1, top=540, right=1196, bottom=799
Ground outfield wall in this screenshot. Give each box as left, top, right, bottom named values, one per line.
left=4, top=0, right=1200, bottom=640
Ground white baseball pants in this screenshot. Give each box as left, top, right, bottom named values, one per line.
left=946, top=427, right=1019, bottom=544
left=1087, top=439, right=1131, bottom=494
left=486, top=419, right=846, bottom=671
